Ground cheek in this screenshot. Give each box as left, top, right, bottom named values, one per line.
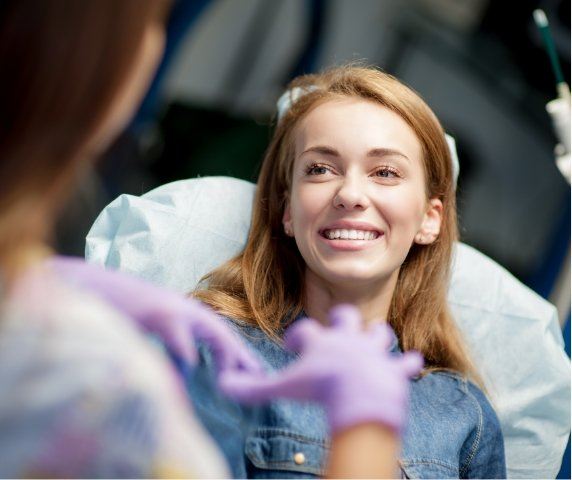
left=376, top=188, right=427, bottom=231
left=290, top=184, right=331, bottom=227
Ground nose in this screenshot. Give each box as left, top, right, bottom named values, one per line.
left=333, top=176, right=370, bottom=210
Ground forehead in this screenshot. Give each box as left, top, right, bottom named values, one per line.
left=294, top=98, right=422, bottom=163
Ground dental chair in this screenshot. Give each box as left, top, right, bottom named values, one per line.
left=86, top=175, right=570, bottom=479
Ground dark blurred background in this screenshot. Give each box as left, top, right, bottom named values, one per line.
left=55, top=2, right=570, bottom=474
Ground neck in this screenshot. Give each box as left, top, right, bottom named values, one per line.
left=0, top=242, right=53, bottom=287
left=0, top=191, right=56, bottom=267
left=303, top=268, right=399, bottom=326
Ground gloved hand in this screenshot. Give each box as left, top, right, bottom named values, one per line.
left=546, top=96, right=571, bottom=183
left=48, top=256, right=262, bottom=374
left=220, top=304, right=423, bottom=433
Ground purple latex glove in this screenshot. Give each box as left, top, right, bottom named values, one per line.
left=220, top=304, right=423, bottom=433
left=48, top=256, right=262, bottom=374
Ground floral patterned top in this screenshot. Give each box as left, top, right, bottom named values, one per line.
left=0, top=263, right=229, bottom=478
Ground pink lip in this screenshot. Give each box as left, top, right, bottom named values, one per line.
left=318, top=220, right=384, bottom=252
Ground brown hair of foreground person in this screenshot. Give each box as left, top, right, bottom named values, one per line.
left=0, top=0, right=169, bottom=276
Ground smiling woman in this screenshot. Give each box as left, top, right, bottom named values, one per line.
left=284, top=99, right=443, bottom=315
left=196, top=67, right=465, bottom=371
left=192, top=65, right=506, bottom=478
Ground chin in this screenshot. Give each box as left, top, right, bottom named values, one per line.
left=322, top=266, right=390, bottom=287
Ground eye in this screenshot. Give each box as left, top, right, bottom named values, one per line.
left=373, top=166, right=400, bottom=178
left=306, top=163, right=334, bottom=176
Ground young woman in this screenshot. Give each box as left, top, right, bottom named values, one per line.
left=193, top=65, right=507, bottom=478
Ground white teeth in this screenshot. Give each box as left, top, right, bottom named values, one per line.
left=324, top=229, right=379, bottom=240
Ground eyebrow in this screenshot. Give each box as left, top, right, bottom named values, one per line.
left=299, top=145, right=410, bottom=162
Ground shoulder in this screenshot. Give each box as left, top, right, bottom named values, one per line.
left=411, top=370, right=503, bottom=438
left=409, top=370, right=474, bottom=410
left=407, top=371, right=483, bottom=442
left=0, top=274, right=228, bottom=478
left=461, top=381, right=506, bottom=478
left=406, top=370, right=505, bottom=478
left=464, top=380, right=502, bottom=432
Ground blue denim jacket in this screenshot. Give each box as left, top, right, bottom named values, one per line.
left=185, top=319, right=506, bottom=479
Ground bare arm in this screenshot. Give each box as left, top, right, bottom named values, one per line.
left=327, top=423, right=400, bottom=479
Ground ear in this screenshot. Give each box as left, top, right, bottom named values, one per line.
left=282, top=198, right=294, bottom=237
left=414, top=198, right=443, bottom=245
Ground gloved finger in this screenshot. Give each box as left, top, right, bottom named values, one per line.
left=185, top=298, right=220, bottom=323
left=328, top=304, right=362, bottom=330
left=199, top=326, right=263, bottom=374
left=283, top=318, right=323, bottom=353
left=165, top=320, right=199, bottom=366
left=369, top=322, right=397, bottom=351
left=165, top=306, right=262, bottom=374
left=399, top=350, right=424, bottom=377
left=189, top=309, right=264, bottom=374
left=219, top=364, right=317, bottom=404
left=143, top=313, right=198, bottom=366
left=213, top=343, right=264, bottom=375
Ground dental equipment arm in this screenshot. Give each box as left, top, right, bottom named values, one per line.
left=534, top=9, right=571, bottom=183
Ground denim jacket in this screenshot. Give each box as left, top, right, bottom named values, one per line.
left=185, top=319, right=506, bottom=479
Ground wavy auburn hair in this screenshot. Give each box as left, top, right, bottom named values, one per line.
left=195, top=65, right=479, bottom=380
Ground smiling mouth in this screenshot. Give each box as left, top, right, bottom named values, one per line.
left=321, top=228, right=381, bottom=241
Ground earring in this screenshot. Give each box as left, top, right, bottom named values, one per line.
left=284, top=225, right=293, bottom=237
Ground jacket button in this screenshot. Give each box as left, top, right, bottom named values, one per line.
left=293, top=452, right=305, bottom=465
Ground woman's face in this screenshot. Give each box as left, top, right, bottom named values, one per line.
left=283, top=98, right=442, bottom=290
